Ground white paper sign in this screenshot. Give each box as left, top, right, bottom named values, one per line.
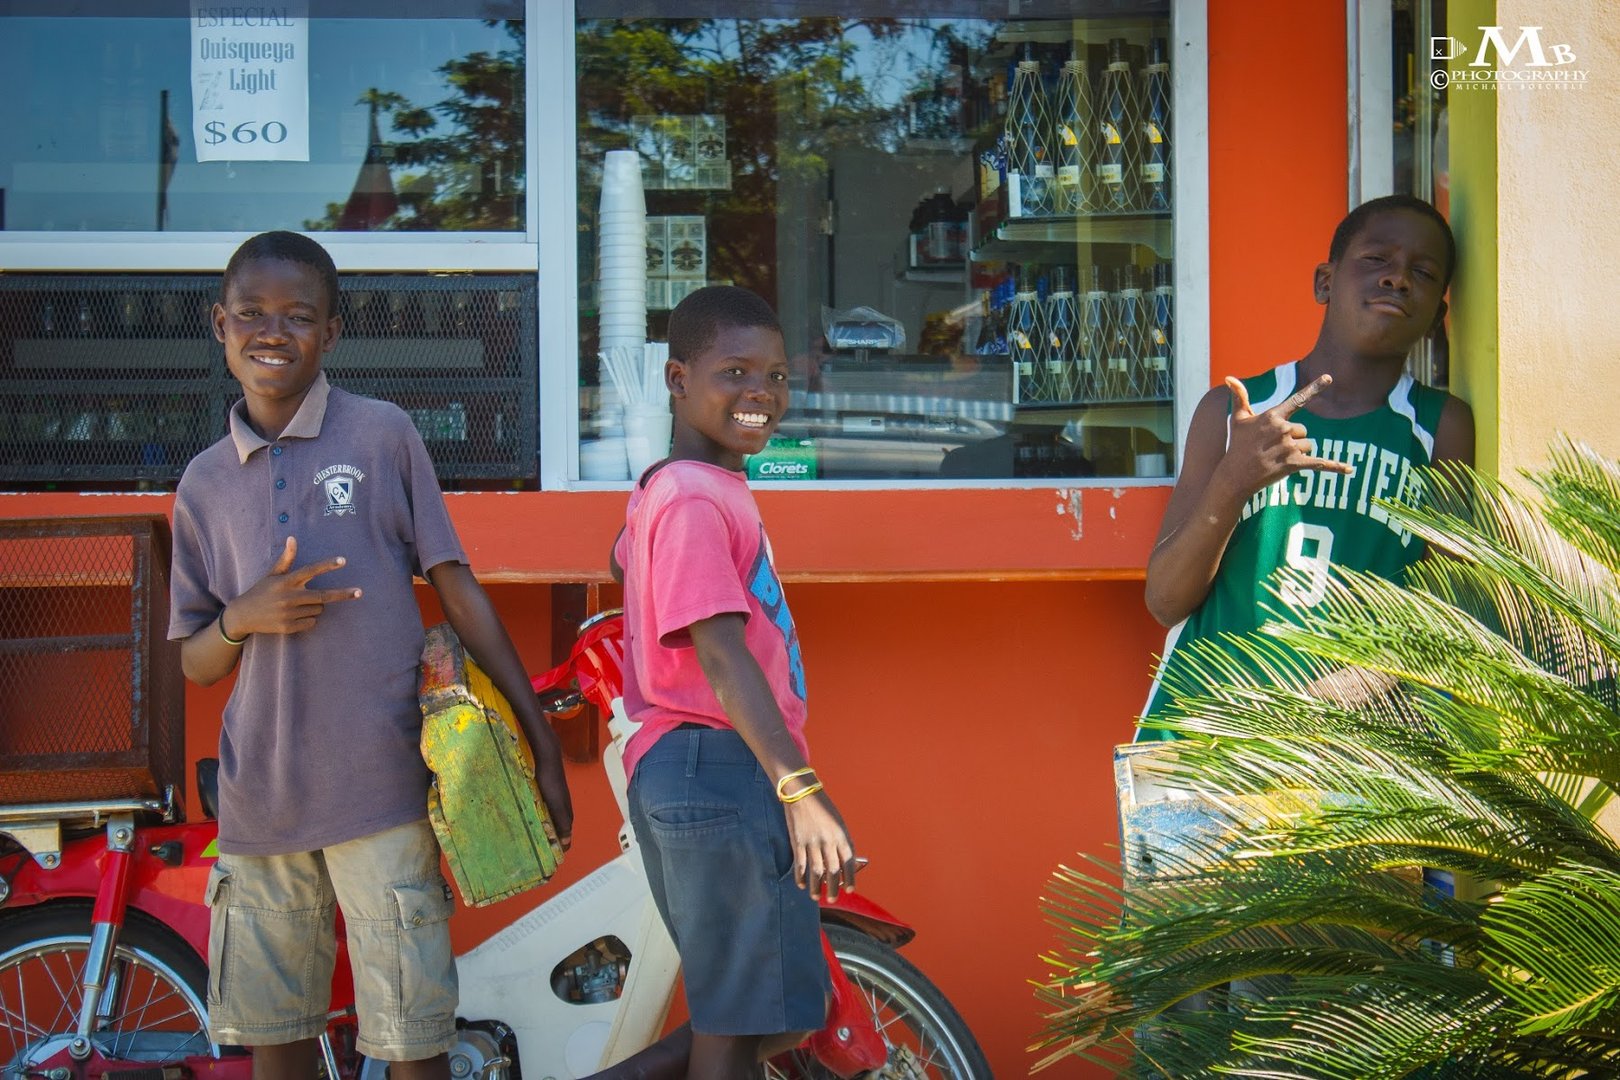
left=190, top=3, right=309, bottom=162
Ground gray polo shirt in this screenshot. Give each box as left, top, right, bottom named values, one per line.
left=169, top=372, right=466, bottom=855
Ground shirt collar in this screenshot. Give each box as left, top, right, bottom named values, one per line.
left=228, top=371, right=332, bottom=464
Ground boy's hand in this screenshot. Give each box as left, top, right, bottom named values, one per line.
left=225, top=536, right=361, bottom=637
left=517, top=712, right=574, bottom=849
left=785, top=792, right=858, bottom=900
left=1219, top=374, right=1354, bottom=497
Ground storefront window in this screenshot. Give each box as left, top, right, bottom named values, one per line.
left=0, top=4, right=524, bottom=233
left=575, top=3, right=1176, bottom=482
left=1390, top=0, right=1449, bottom=388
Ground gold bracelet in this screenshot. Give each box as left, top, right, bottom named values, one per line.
left=218, top=613, right=248, bottom=647
left=775, top=766, right=817, bottom=801
left=779, top=781, right=824, bottom=805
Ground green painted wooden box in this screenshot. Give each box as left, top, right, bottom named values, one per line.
left=419, top=623, right=564, bottom=907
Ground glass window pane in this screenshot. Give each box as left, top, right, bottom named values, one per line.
left=577, top=4, right=1174, bottom=483
left=0, top=12, right=524, bottom=233
left=1390, top=0, right=1449, bottom=388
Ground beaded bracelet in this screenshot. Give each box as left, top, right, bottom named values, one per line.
left=218, top=613, right=248, bottom=647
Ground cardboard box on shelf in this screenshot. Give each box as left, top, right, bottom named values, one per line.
left=645, top=216, right=669, bottom=278
left=666, top=216, right=706, bottom=280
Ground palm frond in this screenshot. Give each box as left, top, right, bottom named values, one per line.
left=1481, top=862, right=1620, bottom=1036
left=1535, top=436, right=1620, bottom=573
left=1038, top=442, right=1620, bottom=1076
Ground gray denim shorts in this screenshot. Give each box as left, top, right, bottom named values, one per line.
left=628, top=726, right=830, bottom=1036
left=203, top=818, right=458, bottom=1060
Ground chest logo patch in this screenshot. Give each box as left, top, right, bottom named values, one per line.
left=313, top=464, right=366, bottom=517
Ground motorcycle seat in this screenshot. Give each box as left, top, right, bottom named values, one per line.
left=196, top=758, right=220, bottom=820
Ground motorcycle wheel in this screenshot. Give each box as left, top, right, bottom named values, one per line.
left=0, top=902, right=215, bottom=1072
left=766, top=923, right=992, bottom=1079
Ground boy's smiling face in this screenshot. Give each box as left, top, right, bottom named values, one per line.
left=213, top=257, right=342, bottom=436
left=667, top=324, right=789, bottom=471
left=1316, top=208, right=1450, bottom=360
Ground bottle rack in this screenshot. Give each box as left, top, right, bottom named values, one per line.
left=0, top=274, right=539, bottom=489
left=965, top=15, right=1176, bottom=421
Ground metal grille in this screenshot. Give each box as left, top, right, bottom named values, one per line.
left=0, top=516, right=183, bottom=805
left=0, top=273, right=539, bottom=489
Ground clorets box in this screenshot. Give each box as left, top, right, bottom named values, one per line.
left=746, top=437, right=818, bottom=481
left=419, top=623, right=565, bottom=906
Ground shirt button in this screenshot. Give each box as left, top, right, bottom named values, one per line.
left=275, top=479, right=286, bottom=489
left=271, top=446, right=283, bottom=456
left=278, top=512, right=289, bottom=523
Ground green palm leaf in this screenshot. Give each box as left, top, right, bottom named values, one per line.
left=1482, top=861, right=1620, bottom=1035
left=1036, top=442, right=1620, bottom=1076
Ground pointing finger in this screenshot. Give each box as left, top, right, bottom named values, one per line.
left=313, top=587, right=364, bottom=604
left=270, top=536, right=298, bottom=576
left=1225, top=376, right=1253, bottom=418
left=292, top=556, right=348, bottom=585
left=1301, top=456, right=1355, bottom=475
left=1276, top=373, right=1334, bottom=418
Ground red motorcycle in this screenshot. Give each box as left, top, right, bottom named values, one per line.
left=0, top=610, right=989, bottom=1079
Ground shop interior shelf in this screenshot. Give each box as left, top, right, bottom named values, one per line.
left=972, top=211, right=1172, bottom=261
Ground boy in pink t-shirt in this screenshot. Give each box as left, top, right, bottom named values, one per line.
left=602, top=286, right=858, bottom=1080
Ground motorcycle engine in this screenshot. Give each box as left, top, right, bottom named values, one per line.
left=357, top=1020, right=517, bottom=1080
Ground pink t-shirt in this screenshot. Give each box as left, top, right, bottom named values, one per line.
left=616, top=460, right=809, bottom=779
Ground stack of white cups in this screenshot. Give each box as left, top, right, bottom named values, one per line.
left=598, top=150, right=648, bottom=355
left=580, top=149, right=649, bottom=481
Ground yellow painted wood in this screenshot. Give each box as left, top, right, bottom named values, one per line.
left=419, top=622, right=563, bottom=907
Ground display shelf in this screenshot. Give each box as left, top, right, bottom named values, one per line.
left=1016, top=396, right=1172, bottom=413
left=972, top=211, right=1171, bottom=261
left=996, top=10, right=1171, bottom=47
left=897, top=267, right=966, bottom=285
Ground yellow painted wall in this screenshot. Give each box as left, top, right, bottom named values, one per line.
left=1447, top=0, right=1499, bottom=476
left=1493, top=2, right=1620, bottom=477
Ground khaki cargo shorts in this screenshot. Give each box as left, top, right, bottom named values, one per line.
left=203, top=819, right=458, bottom=1060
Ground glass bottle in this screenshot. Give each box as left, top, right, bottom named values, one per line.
left=1111, top=266, right=1148, bottom=399
left=1045, top=265, right=1079, bottom=403
left=1053, top=57, right=1093, bottom=217
left=1139, top=37, right=1172, bottom=212
left=1007, top=265, right=1047, bottom=402
left=1080, top=265, right=1110, bottom=402
left=1149, top=261, right=1174, bottom=400
left=973, top=289, right=1005, bottom=357
left=1005, top=57, right=1054, bottom=218
left=1096, top=38, right=1134, bottom=212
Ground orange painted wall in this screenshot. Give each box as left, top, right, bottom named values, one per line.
left=1208, top=0, right=1350, bottom=386
left=0, top=4, right=1350, bottom=1075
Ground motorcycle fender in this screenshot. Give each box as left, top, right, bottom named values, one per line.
left=818, top=890, right=915, bottom=947
left=807, top=932, right=887, bottom=1078
left=3, top=821, right=218, bottom=958
left=4, top=819, right=360, bottom=1009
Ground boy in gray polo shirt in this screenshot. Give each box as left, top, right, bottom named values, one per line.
left=168, top=231, right=572, bottom=1080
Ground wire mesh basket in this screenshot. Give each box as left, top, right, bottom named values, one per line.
left=0, top=515, right=184, bottom=805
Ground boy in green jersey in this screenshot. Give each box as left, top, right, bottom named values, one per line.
left=1138, top=195, right=1475, bottom=736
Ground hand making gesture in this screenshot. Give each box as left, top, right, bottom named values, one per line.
left=224, top=535, right=362, bottom=638
left=1217, top=372, right=1355, bottom=496
left=1145, top=372, right=1353, bottom=628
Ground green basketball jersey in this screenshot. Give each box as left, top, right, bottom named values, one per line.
left=1137, top=362, right=1449, bottom=737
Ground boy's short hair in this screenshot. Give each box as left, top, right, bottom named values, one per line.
left=222, top=230, right=341, bottom=315
left=1328, top=195, right=1457, bottom=288
left=668, top=285, right=781, bottom=363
